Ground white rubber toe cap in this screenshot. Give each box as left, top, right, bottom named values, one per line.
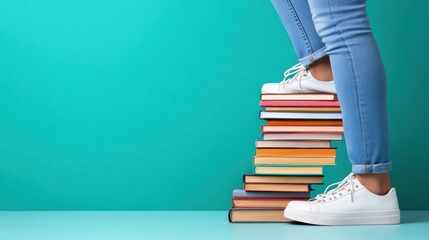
left=261, top=83, right=282, bottom=94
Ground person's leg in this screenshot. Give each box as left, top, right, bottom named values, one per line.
left=308, top=0, right=392, bottom=176
left=283, top=0, right=400, bottom=225
left=262, top=0, right=335, bottom=94
left=270, top=0, right=327, bottom=67
left=271, top=0, right=333, bottom=81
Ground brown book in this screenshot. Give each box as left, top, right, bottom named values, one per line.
left=260, top=93, right=337, bottom=101
left=253, top=156, right=335, bottom=165
left=256, top=148, right=336, bottom=157
left=244, top=174, right=324, bottom=184
left=261, top=125, right=344, bottom=133
left=228, top=208, right=291, bottom=223
left=266, top=119, right=343, bottom=126
left=244, top=183, right=310, bottom=192
left=254, top=166, right=323, bottom=175
left=265, top=106, right=341, bottom=112
left=232, top=198, right=298, bottom=208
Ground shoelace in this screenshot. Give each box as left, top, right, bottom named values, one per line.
left=279, top=63, right=308, bottom=92
left=311, top=173, right=360, bottom=203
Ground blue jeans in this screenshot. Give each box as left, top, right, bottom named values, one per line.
left=271, top=0, right=391, bottom=174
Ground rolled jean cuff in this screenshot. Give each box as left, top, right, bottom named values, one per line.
left=299, top=46, right=328, bottom=67
left=352, top=161, right=392, bottom=174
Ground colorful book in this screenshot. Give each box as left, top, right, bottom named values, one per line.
left=266, top=119, right=343, bottom=126
left=232, top=189, right=310, bottom=199
left=253, top=156, right=335, bottom=165
left=229, top=92, right=344, bottom=224
left=260, top=111, right=342, bottom=120
left=228, top=208, right=291, bottom=223
left=263, top=133, right=343, bottom=141
left=265, top=106, right=341, bottom=112
left=232, top=198, right=297, bottom=208
left=255, top=140, right=331, bottom=148
left=256, top=148, right=336, bottom=157
left=260, top=93, right=337, bottom=101
left=253, top=166, right=323, bottom=175
left=260, top=100, right=340, bottom=107
left=244, top=183, right=310, bottom=192
left=261, top=125, right=344, bottom=133
left=243, top=175, right=324, bottom=184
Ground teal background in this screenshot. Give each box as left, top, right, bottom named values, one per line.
left=0, top=0, right=427, bottom=210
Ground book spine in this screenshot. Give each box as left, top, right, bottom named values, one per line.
left=228, top=208, right=232, bottom=223
left=260, top=100, right=340, bottom=107
left=255, top=148, right=336, bottom=157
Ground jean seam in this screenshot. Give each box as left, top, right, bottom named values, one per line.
left=326, top=1, right=368, bottom=166
left=352, top=162, right=391, bottom=174
left=299, top=46, right=327, bottom=67
left=286, top=0, right=313, bottom=55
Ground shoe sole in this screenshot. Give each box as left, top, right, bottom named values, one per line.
left=284, top=208, right=400, bottom=225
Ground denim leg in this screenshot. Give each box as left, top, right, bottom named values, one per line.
left=271, top=0, right=327, bottom=67
left=308, top=0, right=391, bottom=174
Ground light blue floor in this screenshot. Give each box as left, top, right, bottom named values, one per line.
left=0, top=211, right=427, bottom=240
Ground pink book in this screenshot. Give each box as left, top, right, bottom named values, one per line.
left=260, top=100, right=340, bottom=107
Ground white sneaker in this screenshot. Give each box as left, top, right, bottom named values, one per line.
left=261, top=63, right=336, bottom=94
left=284, top=173, right=401, bottom=225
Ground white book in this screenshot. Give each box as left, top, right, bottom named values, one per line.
left=260, top=93, right=337, bottom=101
left=263, top=133, right=343, bottom=141
left=260, top=111, right=342, bottom=120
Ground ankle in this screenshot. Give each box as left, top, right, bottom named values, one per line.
left=308, top=56, right=333, bottom=81
left=355, top=173, right=391, bottom=195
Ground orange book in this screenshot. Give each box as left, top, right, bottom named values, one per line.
left=266, top=119, right=343, bottom=126
left=256, top=148, right=336, bottom=157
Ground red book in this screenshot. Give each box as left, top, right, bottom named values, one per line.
left=260, top=100, right=340, bottom=107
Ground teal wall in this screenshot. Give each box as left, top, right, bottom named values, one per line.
left=0, top=0, right=427, bottom=210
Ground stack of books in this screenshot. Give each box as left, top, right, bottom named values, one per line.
left=229, top=93, right=343, bottom=223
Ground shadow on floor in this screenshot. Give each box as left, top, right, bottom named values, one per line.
left=401, top=211, right=429, bottom=224
left=285, top=211, right=429, bottom=225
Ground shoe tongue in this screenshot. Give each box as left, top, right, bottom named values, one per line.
left=351, top=174, right=363, bottom=187
left=305, top=69, right=313, bottom=78
left=339, top=173, right=358, bottom=187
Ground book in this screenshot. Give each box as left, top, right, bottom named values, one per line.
left=228, top=208, right=291, bottom=223
left=253, top=156, right=335, bottom=165
left=261, top=125, right=344, bottom=133
left=265, top=106, right=341, bottom=112
left=263, top=133, right=343, bottom=141
left=255, top=140, right=330, bottom=148
left=244, top=183, right=310, bottom=192
left=266, top=119, right=343, bottom=126
left=260, top=111, right=342, bottom=120
left=260, top=93, right=337, bottom=101
left=253, top=166, right=323, bottom=175
left=232, top=189, right=310, bottom=199
left=243, top=174, right=324, bottom=184
left=232, top=198, right=296, bottom=208
left=260, top=100, right=340, bottom=107
left=256, top=148, right=336, bottom=157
